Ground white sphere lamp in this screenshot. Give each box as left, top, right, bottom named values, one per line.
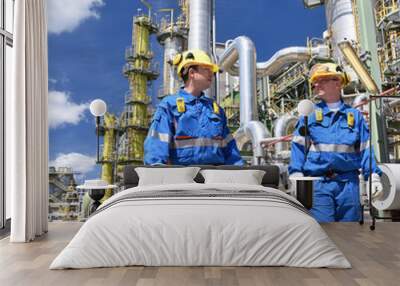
left=297, top=99, right=315, bottom=116
left=90, top=99, right=107, bottom=117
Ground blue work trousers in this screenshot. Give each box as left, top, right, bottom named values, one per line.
left=311, top=177, right=361, bottom=222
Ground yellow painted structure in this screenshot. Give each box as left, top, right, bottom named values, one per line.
left=82, top=113, right=117, bottom=215
left=100, top=113, right=117, bottom=202
left=121, top=12, right=158, bottom=164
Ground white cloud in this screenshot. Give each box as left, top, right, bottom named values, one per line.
left=50, top=153, right=96, bottom=175
left=49, top=78, right=58, bottom=84
left=47, top=0, right=105, bottom=34
left=48, top=90, right=89, bottom=128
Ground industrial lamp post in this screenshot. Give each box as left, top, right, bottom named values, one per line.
left=293, top=99, right=317, bottom=210
left=89, top=99, right=107, bottom=163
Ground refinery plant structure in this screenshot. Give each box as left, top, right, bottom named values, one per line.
left=80, top=0, right=400, bottom=218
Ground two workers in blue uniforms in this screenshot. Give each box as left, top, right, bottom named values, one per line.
left=144, top=49, right=244, bottom=166
left=289, top=63, right=383, bottom=222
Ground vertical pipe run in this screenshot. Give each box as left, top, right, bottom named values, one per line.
left=188, top=0, right=211, bottom=53
left=218, top=36, right=271, bottom=163
left=163, top=37, right=183, bottom=95
left=325, top=0, right=359, bottom=83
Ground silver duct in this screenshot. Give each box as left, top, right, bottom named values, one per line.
left=163, top=36, right=184, bottom=95
left=389, top=99, right=400, bottom=108
left=274, top=115, right=298, bottom=156
left=218, top=36, right=270, bottom=164
left=188, top=0, right=211, bottom=54
left=256, top=45, right=329, bottom=77
left=188, top=0, right=216, bottom=98
left=352, top=93, right=368, bottom=110
left=223, top=45, right=329, bottom=77
left=325, top=0, right=359, bottom=83
left=219, top=36, right=257, bottom=123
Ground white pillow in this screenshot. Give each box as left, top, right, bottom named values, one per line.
left=200, top=169, right=266, bottom=185
left=136, top=167, right=200, bottom=186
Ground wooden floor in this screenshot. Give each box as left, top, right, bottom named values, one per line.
left=0, top=222, right=399, bottom=286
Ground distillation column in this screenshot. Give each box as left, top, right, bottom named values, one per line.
left=157, top=4, right=188, bottom=98
left=100, top=113, right=117, bottom=202
left=122, top=10, right=159, bottom=164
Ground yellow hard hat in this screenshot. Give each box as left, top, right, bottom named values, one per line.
left=172, top=49, right=219, bottom=78
left=309, top=62, right=350, bottom=87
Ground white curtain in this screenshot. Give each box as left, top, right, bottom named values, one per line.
left=8, top=0, right=49, bottom=242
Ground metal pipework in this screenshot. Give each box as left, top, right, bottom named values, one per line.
left=274, top=115, right=298, bottom=155
left=389, top=98, right=400, bottom=108
left=163, top=36, right=184, bottom=95
left=223, top=45, right=329, bottom=77
left=218, top=36, right=270, bottom=164
left=219, top=36, right=258, bottom=123
left=325, top=0, right=359, bottom=83
left=140, top=0, right=152, bottom=19
left=325, top=0, right=357, bottom=58
left=256, top=45, right=329, bottom=77
left=352, top=93, right=368, bottom=111
left=235, top=121, right=271, bottom=160
left=188, top=0, right=211, bottom=53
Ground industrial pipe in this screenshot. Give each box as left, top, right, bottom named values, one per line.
left=274, top=115, right=298, bottom=156
left=188, top=0, right=211, bottom=54
left=218, top=36, right=270, bottom=164
left=223, top=45, right=329, bottom=77
left=256, top=45, right=329, bottom=77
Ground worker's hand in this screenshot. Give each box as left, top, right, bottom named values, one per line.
left=371, top=173, right=384, bottom=200
left=289, top=172, right=304, bottom=179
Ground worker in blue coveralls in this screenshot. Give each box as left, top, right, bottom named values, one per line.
left=144, top=49, right=244, bottom=166
left=289, top=62, right=383, bottom=222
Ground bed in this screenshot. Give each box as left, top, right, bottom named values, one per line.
left=49, top=165, right=350, bottom=269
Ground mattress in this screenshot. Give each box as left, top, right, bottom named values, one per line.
left=50, top=183, right=351, bottom=269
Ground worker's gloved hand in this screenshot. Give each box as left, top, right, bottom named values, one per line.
left=289, top=172, right=304, bottom=179
left=371, top=173, right=384, bottom=200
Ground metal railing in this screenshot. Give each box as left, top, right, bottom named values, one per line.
left=125, top=46, right=154, bottom=60
left=378, top=30, right=400, bottom=75
left=122, top=61, right=159, bottom=78
left=133, top=13, right=158, bottom=32
left=270, top=62, right=308, bottom=95
left=124, top=90, right=151, bottom=105
left=375, top=0, right=399, bottom=27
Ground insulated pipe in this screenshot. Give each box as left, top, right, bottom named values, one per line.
left=324, top=0, right=359, bottom=83
left=235, top=121, right=270, bottom=160
left=274, top=115, right=298, bottom=154
left=163, top=36, right=183, bottom=95
left=218, top=36, right=270, bottom=164
left=256, top=45, right=329, bottom=77
left=389, top=99, right=400, bottom=108
left=353, top=93, right=368, bottom=106
left=325, top=0, right=357, bottom=60
left=372, top=164, right=400, bottom=210
left=219, top=36, right=258, bottom=123
left=223, top=45, right=329, bottom=77
left=352, top=93, right=369, bottom=110
left=188, top=0, right=211, bottom=54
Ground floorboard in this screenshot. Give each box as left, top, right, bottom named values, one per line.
left=0, top=222, right=399, bottom=286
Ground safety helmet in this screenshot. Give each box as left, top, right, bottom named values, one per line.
left=172, top=49, right=219, bottom=78
left=309, top=62, right=350, bottom=87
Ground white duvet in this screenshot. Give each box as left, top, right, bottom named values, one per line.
left=50, top=183, right=351, bottom=269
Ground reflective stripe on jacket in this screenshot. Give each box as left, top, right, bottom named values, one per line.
left=144, top=89, right=244, bottom=166
left=288, top=101, right=381, bottom=179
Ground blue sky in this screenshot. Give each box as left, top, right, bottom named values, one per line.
left=47, top=0, right=325, bottom=181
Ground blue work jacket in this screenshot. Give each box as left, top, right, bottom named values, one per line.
left=289, top=100, right=381, bottom=180
left=144, top=89, right=244, bottom=166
